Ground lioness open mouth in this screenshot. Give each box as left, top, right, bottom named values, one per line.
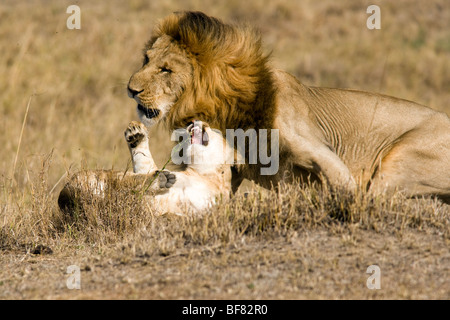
left=188, top=121, right=209, bottom=146
left=137, top=104, right=160, bottom=119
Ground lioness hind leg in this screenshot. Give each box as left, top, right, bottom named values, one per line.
left=124, top=121, right=157, bottom=174
left=370, top=113, right=450, bottom=203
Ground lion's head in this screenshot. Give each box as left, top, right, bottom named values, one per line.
left=127, top=11, right=276, bottom=132
left=127, top=33, right=193, bottom=127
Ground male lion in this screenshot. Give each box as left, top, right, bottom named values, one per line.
left=127, top=11, right=450, bottom=203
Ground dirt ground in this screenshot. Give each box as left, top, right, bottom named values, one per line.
left=1, top=227, right=448, bottom=300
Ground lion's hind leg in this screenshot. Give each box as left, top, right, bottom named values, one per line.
left=370, top=113, right=450, bottom=203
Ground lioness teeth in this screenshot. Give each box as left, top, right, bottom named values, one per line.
left=190, top=123, right=203, bottom=145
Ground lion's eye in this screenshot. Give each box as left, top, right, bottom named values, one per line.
left=160, top=66, right=172, bottom=74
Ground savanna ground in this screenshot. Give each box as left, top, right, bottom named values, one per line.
left=0, top=0, right=449, bottom=300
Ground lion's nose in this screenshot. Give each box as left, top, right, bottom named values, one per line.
left=127, top=86, right=144, bottom=98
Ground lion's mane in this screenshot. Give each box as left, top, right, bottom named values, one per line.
left=146, top=11, right=277, bottom=132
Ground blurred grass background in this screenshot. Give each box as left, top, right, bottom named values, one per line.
left=0, top=0, right=449, bottom=192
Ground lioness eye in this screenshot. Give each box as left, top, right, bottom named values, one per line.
left=160, top=66, right=172, bottom=74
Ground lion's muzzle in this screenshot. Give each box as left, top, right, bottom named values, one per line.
left=137, top=104, right=160, bottom=119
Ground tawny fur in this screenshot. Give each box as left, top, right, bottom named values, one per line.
left=58, top=121, right=232, bottom=215
left=127, top=11, right=450, bottom=203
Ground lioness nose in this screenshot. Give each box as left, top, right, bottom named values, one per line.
left=128, top=86, right=144, bottom=98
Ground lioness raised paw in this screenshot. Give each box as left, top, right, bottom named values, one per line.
left=157, top=170, right=177, bottom=188
left=124, top=121, right=148, bottom=149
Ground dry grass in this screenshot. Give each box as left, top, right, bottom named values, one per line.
left=0, top=0, right=449, bottom=299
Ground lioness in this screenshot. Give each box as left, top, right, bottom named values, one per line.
left=125, top=120, right=232, bottom=213
left=127, top=11, right=450, bottom=203
left=58, top=120, right=232, bottom=215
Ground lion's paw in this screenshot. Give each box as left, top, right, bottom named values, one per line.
left=157, top=170, right=177, bottom=188
left=124, top=121, right=148, bottom=148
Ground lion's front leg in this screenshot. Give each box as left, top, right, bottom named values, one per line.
left=124, top=121, right=158, bottom=174
left=279, top=129, right=356, bottom=191
left=295, top=143, right=356, bottom=191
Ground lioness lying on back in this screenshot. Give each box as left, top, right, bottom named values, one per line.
left=58, top=121, right=232, bottom=215
left=124, top=120, right=233, bottom=213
